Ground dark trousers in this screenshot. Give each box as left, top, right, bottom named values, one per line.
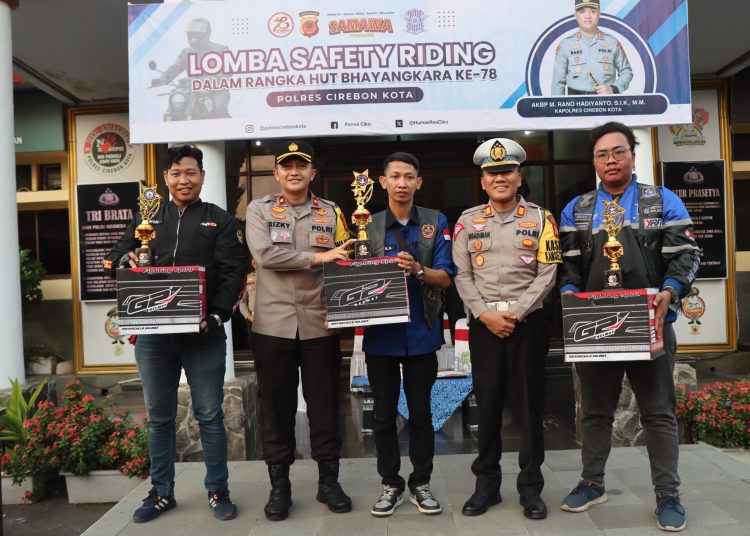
left=253, top=332, right=343, bottom=466
left=577, top=323, right=680, bottom=493
left=365, top=352, right=438, bottom=492
left=468, top=309, right=548, bottom=498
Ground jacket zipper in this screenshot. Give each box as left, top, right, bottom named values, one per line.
left=172, top=208, right=183, bottom=266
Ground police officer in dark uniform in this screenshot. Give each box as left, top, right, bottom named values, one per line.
left=105, top=145, right=248, bottom=523
left=453, top=138, right=561, bottom=520
left=245, top=141, right=354, bottom=521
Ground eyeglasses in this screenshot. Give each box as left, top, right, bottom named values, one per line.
left=593, top=148, right=630, bottom=164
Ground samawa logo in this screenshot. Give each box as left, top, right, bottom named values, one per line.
left=83, top=123, right=135, bottom=175
left=329, top=17, right=393, bottom=35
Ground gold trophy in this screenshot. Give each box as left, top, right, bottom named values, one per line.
left=134, top=185, right=163, bottom=267
left=602, top=197, right=626, bottom=289
left=351, top=170, right=374, bottom=259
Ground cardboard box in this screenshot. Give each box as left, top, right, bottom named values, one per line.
left=561, top=288, right=664, bottom=362
left=116, top=266, right=206, bottom=334
left=323, top=257, right=409, bottom=328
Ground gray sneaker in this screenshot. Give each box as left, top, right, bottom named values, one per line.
left=371, top=485, right=404, bottom=517
left=409, top=484, right=442, bottom=515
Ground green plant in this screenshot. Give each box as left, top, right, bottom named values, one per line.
left=2, top=380, right=150, bottom=489
left=0, top=378, right=47, bottom=450
left=23, top=343, right=63, bottom=367
left=675, top=381, right=750, bottom=448
left=19, top=249, right=45, bottom=306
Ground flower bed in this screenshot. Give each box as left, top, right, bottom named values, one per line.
left=676, top=380, right=750, bottom=448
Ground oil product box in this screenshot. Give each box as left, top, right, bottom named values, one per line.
left=561, top=288, right=664, bottom=362
left=116, top=266, right=206, bottom=334
left=323, top=257, right=409, bottom=328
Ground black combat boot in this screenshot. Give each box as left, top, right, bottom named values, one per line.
left=264, top=465, right=292, bottom=521
left=316, top=459, right=352, bottom=513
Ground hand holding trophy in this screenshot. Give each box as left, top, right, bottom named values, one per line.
left=134, top=185, right=163, bottom=267
left=351, top=170, right=374, bottom=259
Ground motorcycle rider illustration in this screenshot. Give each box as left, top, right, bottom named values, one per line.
left=150, top=17, right=231, bottom=120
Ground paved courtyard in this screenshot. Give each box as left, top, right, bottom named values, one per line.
left=83, top=443, right=750, bottom=536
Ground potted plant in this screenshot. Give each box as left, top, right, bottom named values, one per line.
left=0, top=378, right=51, bottom=504
left=675, top=381, right=750, bottom=448
left=2, top=380, right=150, bottom=503
left=23, top=344, right=63, bottom=375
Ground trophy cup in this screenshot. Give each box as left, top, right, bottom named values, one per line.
left=351, top=170, right=374, bottom=259
left=602, top=197, right=626, bottom=289
left=134, top=186, right=163, bottom=267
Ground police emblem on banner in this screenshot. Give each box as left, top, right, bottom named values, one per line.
left=83, top=123, right=135, bottom=175
left=299, top=10, right=320, bottom=37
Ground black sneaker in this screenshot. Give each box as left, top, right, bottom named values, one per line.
left=370, top=485, right=404, bottom=517
left=132, top=488, right=177, bottom=523
left=208, top=489, right=238, bottom=520
left=409, top=484, right=442, bottom=515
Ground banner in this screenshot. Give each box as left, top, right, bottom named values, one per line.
left=127, top=0, right=691, bottom=143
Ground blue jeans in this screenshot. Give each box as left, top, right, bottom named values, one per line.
left=135, top=331, right=228, bottom=496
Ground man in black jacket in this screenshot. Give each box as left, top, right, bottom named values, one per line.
left=105, top=145, right=247, bottom=523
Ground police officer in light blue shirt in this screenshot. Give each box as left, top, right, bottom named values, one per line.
left=552, top=0, right=633, bottom=95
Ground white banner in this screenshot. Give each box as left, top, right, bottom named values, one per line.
left=128, top=0, right=691, bottom=143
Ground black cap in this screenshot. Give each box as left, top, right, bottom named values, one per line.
left=274, top=140, right=314, bottom=164
left=575, top=0, right=599, bottom=10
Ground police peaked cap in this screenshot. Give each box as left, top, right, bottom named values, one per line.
left=575, top=0, right=600, bottom=10
left=473, top=138, right=526, bottom=172
left=275, top=140, right=315, bottom=164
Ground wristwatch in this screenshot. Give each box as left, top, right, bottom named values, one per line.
left=662, top=286, right=680, bottom=304
left=415, top=264, right=425, bottom=282
left=210, top=313, right=223, bottom=326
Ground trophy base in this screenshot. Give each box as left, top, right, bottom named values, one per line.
left=135, top=246, right=152, bottom=267
left=604, top=269, right=623, bottom=290
left=354, top=240, right=373, bottom=260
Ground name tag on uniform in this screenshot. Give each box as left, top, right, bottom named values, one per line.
left=384, top=244, right=397, bottom=253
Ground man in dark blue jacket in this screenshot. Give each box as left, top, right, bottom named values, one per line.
left=558, top=122, right=699, bottom=532
left=363, top=152, right=455, bottom=517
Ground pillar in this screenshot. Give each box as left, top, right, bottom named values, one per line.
left=0, top=0, right=26, bottom=389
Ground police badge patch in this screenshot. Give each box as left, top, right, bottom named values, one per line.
left=421, top=224, right=436, bottom=239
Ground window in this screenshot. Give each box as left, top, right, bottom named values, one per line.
left=17, top=210, right=71, bottom=276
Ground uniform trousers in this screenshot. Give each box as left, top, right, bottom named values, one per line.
left=253, top=331, right=342, bottom=466
left=468, top=309, right=548, bottom=498
left=577, top=323, right=680, bottom=493
left=365, top=352, right=438, bottom=492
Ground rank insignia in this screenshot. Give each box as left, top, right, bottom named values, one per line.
left=516, top=205, right=526, bottom=217
left=484, top=205, right=492, bottom=217
left=475, top=254, right=485, bottom=267
left=311, top=196, right=319, bottom=207
left=277, top=195, right=287, bottom=205
left=421, top=224, right=435, bottom=239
